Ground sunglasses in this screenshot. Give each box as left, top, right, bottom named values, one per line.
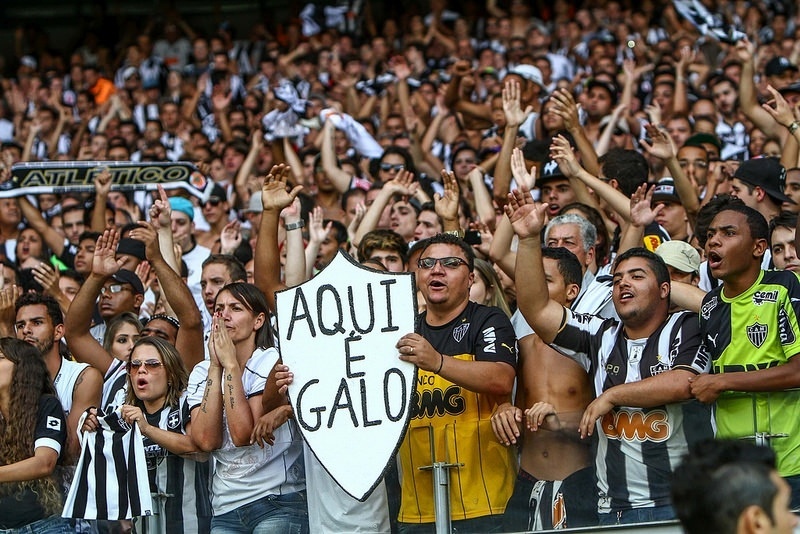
left=380, top=163, right=405, bottom=172
left=202, top=197, right=223, bottom=208
left=417, top=257, right=468, bottom=269
left=100, top=284, right=131, bottom=295
left=128, top=359, right=164, bottom=371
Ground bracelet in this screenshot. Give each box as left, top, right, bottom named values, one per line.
left=789, top=121, right=800, bottom=134
left=435, top=353, right=444, bottom=374
left=285, top=220, right=305, bottom=231
left=445, top=229, right=465, bottom=239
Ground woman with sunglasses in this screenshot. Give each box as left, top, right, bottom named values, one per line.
left=0, top=337, right=71, bottom=533
left=81, top=336, right=211, bottom=532
left=189, top=282, right=307, bottom=533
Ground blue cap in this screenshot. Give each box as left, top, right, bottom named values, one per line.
left=169, top=197, right=195, bottom=220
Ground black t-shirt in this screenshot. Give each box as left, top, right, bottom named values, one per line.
left=0, top=394, right=66, bottom=529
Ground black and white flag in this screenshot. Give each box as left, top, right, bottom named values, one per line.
left=62, top=411, right=153, bottom=520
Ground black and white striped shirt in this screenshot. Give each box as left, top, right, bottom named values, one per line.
left=550, top=308, right=712, bottom=514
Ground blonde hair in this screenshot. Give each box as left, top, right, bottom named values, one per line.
left=473, top=259, right=512, bottom=317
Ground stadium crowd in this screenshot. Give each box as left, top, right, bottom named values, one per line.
left=3, top=0, right=800, bottom=532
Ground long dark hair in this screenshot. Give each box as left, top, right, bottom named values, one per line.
left=0, top=338, right=62, bottom=515
left=217, top=283, right=274, bottom=349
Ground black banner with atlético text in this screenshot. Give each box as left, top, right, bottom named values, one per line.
left=3, top=161, right=212, bottom=201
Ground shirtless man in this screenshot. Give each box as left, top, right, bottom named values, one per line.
left=492, top=247, right=596, bottom=530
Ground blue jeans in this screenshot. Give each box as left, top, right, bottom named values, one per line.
left=597, top=505, right=675, bottom=525
left=0, top=516, right=72, bottom=534
left=398, top=514, right=504, bottom=534
left=210, top=492, right=308, bottom=534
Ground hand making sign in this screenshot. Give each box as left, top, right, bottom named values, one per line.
left=276, top=250, right=417, bottom=501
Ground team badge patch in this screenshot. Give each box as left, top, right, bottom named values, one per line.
left=452, top=323, right=470, bottom=343
left=701, top=296, right=718, bottom=320
left=746, top=322, right=768, bottom=348
left=167, top=410, right=180, bottom=430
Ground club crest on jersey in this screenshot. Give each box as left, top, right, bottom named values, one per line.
left=779, top=308, right=795, bottom=345
left=701, top=296, right=718, bottom=320
left=753, top=290, right=778, bottom=306
left=453, top=323, right=470, bottom=343
left=167, top=410, right=180, bottom=430
left=746, top=322, right=768, bottom=348
left=46, top=415, right=61, bottom=431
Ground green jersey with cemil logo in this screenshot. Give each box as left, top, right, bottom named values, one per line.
left=699, top=269, right=800, bottom=476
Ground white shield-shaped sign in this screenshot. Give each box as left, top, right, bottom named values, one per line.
left=276, top=250, right=417, bottom=501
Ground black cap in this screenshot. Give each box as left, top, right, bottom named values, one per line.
left=733, top=157, right=793, bottom=204
left=116, top=238, right=146, bottom=261
left=778, top=81, right=800, bottom=95
left=652, top=178, right=681, bottom=204
left=538, top=158, right=566, bottom=182
left=110, top=269, right=145, bottom=295
left=766, top=56, right=798, bottom=77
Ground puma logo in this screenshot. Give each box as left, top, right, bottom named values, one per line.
left=501, top=342, right=515, bottom=354
left=707, top=333, right=719, bottom=348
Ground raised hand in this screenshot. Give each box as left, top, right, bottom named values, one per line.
left=95, top=168, right=112, bottom=199
left=261, top=164, right=303, bottom=213
left=762, top=85, right=799, bottom=128
left=434, top=170, right=460, bottom=222
left=92, top=228, right=125, bottom=277
left=549, top=134, right=583, bottom=178
left=502, top=79, right=532, bottom=128
left=505, top=188, right=547, bottom=238
left=148, top=185, right=172, bottom=230
left=640, top=123, right=675, bottom=161
left=220, top=220, right=243, bottom=254
left=129, top=222, right=161, bottom=263
left=32, top=262, right=60, bottom=296
left=307, top=206, right=331, bottom=245
left=549, top=88, right=580, bottom=132
left=629, top=183, right=663, bottom=228
left=510, top=146, right=535, bottom=190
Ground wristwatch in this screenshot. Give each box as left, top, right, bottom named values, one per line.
left=789, top=121, right=800, bottom=135
left=285, top=220, right=305, bottom=231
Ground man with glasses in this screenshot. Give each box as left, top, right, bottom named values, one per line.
left=395, top=233, right=517, bottom=531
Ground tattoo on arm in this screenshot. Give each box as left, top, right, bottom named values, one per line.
left=201, top=378, right=213, bottom=414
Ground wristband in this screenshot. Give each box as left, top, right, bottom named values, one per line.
left=789, top=121, right=800, bottom=134
left=285, top=220, right=305, bottom=231
left=435, top=353, right=444, bottom=374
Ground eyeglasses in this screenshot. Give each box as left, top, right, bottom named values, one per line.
left=128, top=359, right=164, bottom=371
left=202, top=197, right=223, bottom=208
left=100, top=284, right=132, bottom=295
left=380, top=163, right=405, bottom=172
left=418, top=257, right=468, bottom=269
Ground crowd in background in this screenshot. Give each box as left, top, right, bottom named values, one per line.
left=3, top=0, right=800, bottom=532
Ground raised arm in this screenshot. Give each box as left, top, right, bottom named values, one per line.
left=130, top=221, right=204, bottom=369
left=493, top=79, right=530, bottom=208
left=254, top=164, right=302, bottom=312
left=64, top=228, right=124, bottom=375
left=90, top=168, right=112, bottom=232
left=320, top=120, right=355, bottom=193
left=507, top=188, right=568, bottom=343
left=736, top=38, right=786, bottom=139
left=19, top=197, right=65, bottom=256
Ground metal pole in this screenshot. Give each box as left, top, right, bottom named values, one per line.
left=419, top=425, right=463, bottom=534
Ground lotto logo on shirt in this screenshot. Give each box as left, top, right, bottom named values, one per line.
left=600, top=409, right=670, bottom=442
left=46, top=416, right=61, bottom=431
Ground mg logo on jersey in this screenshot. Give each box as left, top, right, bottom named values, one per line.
left=453, top=323, right=470, bottom=343
left=746, top=322, right=768, bottom=348
left=600, top=409, right=670, bottom=442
